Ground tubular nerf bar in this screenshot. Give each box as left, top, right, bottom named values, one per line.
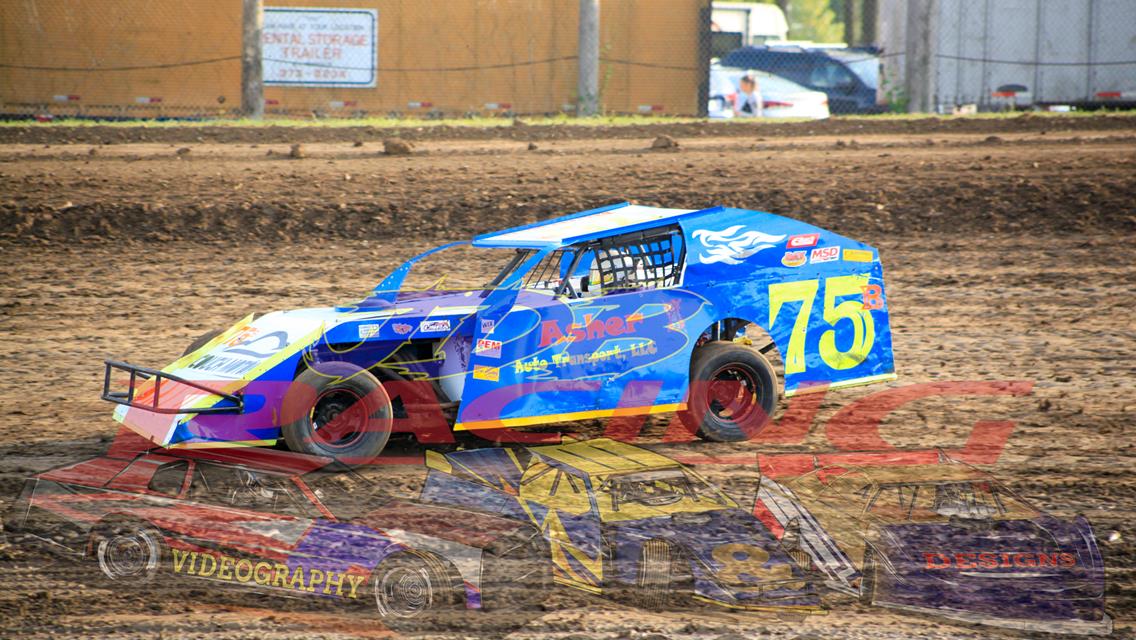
left=101, top=360, right=243, bottom=415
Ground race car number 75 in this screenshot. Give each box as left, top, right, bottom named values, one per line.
left=768, top=274, right=876, bottom=375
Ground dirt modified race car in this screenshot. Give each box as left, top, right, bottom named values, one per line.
left=104, top=202, right=895, bottom=460
left=419, top=437, right=820, bottom=613
left=4, top=439, right=549, bottom=629
left=753, top=457, right=1111, bottom=635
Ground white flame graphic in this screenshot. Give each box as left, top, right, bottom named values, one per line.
left=691, top=225, right=786, bottom=265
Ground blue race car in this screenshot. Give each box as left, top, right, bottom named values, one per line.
left=103, top=202, right=895, bottom=460
left=754, top=460, right=1112, bottom=635
left=420, top=437, right=820, bottom=613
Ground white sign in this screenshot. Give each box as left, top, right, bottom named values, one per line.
left=263, top=7, right=377, bottom=87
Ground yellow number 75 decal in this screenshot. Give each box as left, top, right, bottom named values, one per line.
left=768, top=274, right=876, bottom=375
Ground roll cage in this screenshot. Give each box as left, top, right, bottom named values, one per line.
left=490, top=224, right=686, bottom=298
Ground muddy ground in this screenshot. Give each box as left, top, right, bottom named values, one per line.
left=0, top=116, right=1134, bottom=639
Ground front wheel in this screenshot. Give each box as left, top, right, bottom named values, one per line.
left=281, top=362, right=393, bottom=463
left=680, top=342, right=779, bottom=442
left=93, top=520, right=165, bottom=582
left=630, top=539, right=689, bottom=610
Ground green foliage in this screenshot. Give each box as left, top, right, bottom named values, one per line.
left=786, top=0, right=844, bottom=42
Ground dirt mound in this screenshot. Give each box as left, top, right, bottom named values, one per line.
left=1, top=119, right=1133, bottom=247
left=3, top=113, right=1135, bottom=146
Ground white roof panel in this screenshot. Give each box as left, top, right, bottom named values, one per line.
left=474, top=204, right=697, bottom=248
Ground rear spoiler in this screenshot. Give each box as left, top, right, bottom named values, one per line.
left=101, top=360, right=243, bottom=415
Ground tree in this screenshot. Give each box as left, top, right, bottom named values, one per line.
left=786, top=0, right=844, bottom=43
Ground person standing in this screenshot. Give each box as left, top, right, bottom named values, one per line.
left=733, top=73, right=764, bottom=117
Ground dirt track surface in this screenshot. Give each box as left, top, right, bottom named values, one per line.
left=1, top=116, right=1134, bottom=639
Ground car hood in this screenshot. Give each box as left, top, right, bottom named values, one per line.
left=111, top=290, right=488, bottom=445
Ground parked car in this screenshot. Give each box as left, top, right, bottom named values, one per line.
left=103, top=202, right=895, bottom=459
left=420, top=437, right=820, bottom=613
left=4, top=445, right=549, bottom=629
left=753, top=458, right=1112, bottom=635
left=709, top=65, right=830, bottom=119
left=720, top=46, right=885, bottom=114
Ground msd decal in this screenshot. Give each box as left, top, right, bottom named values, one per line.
left=787, top=233, right=820, bottom=249
left=809, top=246, right=840, bottom=264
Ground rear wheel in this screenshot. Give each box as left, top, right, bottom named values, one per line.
left=281, top=362, right=393, bottom=463
left=681, top=342, right=778, bottom=442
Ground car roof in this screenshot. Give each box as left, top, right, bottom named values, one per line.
left=712, top=66, right=814, bottom=95
left=472, top=202, right=711, bottom=249
left=529, top=438, right=681, bottom=476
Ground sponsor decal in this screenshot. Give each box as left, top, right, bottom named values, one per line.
left=392, top=323, right=413, bottom=335
left=221, top=326, right=260, bottom=348
left=844, top=248, right=873, bottom=263
left=187, top=354, right=260, bottom=377
left=809, top=246, right=840, bottom=264
left=923, top=551, right=1076, bottom=570
left=691, top=225, right=786, bottom=265
left=787, top=233, right=820, bottom=249
left=472, top=365, right=500, bottom=382
left=781, top=251, right=806, bottom=267
left=171, top=549, right=365, bottom=598
left=358, top=324, right=381, bottom=339
left=539, top=313, right=644, bottom=347
left=861, top=284, right=884, bottom=310
left=481, top=318, right=495, bottom=334
left=420, top=319, right=451, bottom=333
left=475, top=338, right=502, bottom=358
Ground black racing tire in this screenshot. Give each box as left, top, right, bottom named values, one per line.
left=181, top=328, right=224, bottom=357
left=369, top=551, right=463, bottom=631
left=281, top=361, right=393, bottom=464
left=859, top=547, right=879, bottom=605
left=680, top=341, right=778, bottom=442
left=630, top=539, right=689, bottom=610
left=91, top=519, right=166, bottom=583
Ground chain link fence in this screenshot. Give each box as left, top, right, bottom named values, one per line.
left=0, top=0, right=709, bottom=120
left=1, top=0, right=1133, bottom=120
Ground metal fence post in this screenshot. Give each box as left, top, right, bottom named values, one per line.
left=241, top=0, right=264, bottom=119
left=905, top=0, right=937, bottom=112
left=577, top=0, right=600, bottom=116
